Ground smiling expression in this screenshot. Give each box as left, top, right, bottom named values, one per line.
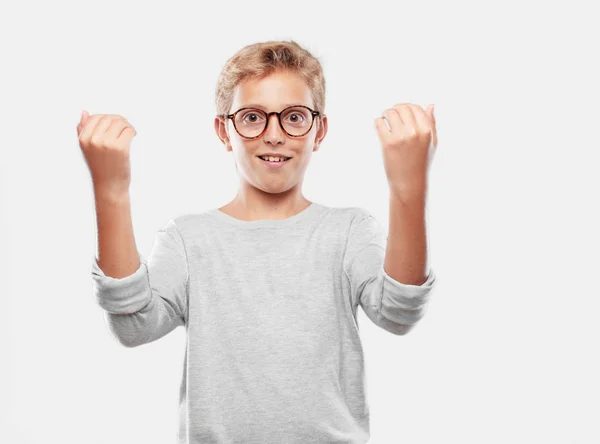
left=215, top=69, right=328, bottom=193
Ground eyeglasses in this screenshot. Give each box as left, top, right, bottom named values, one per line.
left=221, top=105, right=321, bottom=139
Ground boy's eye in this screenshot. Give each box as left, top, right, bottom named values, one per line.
left=287, top=112, right=304, bottom=123
left=246, top=113, right=261, bottom=122
left=240, top=110, right=265, bottom=124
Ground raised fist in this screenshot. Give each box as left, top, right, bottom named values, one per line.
left=77, top=110, right=137, bottom=196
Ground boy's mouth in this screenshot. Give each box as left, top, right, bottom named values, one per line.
left=257, top=155, right=292, bottom=168
left=257, top=155, right=292, bottom=162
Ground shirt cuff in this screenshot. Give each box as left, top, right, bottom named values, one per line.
left=382, top=268, right=436, bottom=304
left=90, top=253, right=151, bottom=314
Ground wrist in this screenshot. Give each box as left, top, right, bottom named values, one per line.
left=389, top=185, right=427, bottom=205
left=93, top=185, right=131, bottom=205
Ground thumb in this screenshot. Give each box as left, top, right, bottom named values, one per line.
left=427, top=104, right=437, bottom=147
left=427, top=104, right=435, bottom=123
left=77, top=110, right=89, bottom=136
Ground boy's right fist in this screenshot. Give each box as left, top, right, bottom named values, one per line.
left=77, top=110, right=137, bottom=196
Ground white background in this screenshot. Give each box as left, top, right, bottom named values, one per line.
left=2, top=0, right=599, bottom=443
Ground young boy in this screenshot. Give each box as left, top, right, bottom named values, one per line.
left=80, top=40, right=437, bottom=444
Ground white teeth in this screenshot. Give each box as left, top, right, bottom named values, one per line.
left=260, top=155, right=288, bottom=162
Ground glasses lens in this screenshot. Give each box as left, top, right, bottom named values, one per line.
left=235, top=109, right=267, bottom=138
left=281, top=106, right=313, bottom=136
left=234, top=107, right=313, bottom=138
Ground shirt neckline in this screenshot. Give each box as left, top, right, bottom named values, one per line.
left=207, top=201, right=324, bottom=229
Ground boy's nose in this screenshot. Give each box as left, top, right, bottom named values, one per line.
left=263, top=114, right=285, bottom=143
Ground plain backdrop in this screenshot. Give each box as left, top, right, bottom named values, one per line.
left=2, top=1, right=599, bottom=443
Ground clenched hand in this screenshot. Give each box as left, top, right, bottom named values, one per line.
left=77, top=110, right=137, bottom=197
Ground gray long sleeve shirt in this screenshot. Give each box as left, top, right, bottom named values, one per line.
left=90, top=201, right=436, bottom=444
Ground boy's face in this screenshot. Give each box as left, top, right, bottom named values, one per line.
left=215, top=70, right=328, bottom=194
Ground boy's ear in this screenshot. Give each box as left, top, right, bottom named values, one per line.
left=313, top=114, right=328, bottom=152
left=214, top=116, right=232, bottom=151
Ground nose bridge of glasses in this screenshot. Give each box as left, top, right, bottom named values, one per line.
left=264, top=111, right=284, bottom=132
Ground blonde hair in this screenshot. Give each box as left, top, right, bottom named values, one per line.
left=215, top=40, right=326, bottom=119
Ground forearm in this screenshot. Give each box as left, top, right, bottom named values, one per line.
left=93, top=187, right=140, bottom=278
left=90, top=216, right=189, bottom=347
left=383, top=194, right=430, bottom=286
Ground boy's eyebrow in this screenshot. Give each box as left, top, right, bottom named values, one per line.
left=239, top=103, right=307, bottom=110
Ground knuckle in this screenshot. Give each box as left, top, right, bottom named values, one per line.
left=419, top=127, right=431, bottom=137
left=113, top=140, right=129, bottom=152
left=106, top=138, right=123, bottom=150
left=78, top=134, right=88, bottom=148
left=90, top=134, right=103, bottom=147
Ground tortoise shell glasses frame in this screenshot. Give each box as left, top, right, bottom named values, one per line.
left=220, top=105, right=322, bottom=139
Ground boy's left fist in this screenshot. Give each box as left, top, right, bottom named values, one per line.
left=375, top=103, right=437, bottom=201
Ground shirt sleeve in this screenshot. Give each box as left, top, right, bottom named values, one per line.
left=343, top=212, right=436, bottom=335
left=90, top=219, right=189, bottom=347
